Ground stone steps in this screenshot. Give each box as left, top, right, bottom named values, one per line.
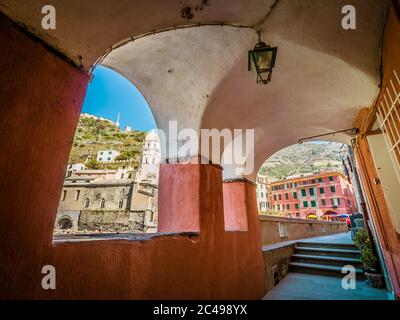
left=295, top=246, right=360, bottom=258
left=289, top=241, right=363, bottom=278
left=289, top=262, right=364, bottom=278
left=291, top=253, right=362, bottom=268
left=295, top=241, right=359, bottom=250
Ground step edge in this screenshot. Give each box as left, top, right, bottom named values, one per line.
left=296, top=242, right=357, bottom=247
left=291, top=254, right=362, bottom=263
left=289, top=262, right=364, bottom=273
left=295, top=246, right=360, bottom=253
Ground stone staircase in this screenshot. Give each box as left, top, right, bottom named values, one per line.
left=289, top=241, right=364, bottom=278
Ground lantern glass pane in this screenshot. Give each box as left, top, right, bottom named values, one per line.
left=254, top=50, right=273, bottom=70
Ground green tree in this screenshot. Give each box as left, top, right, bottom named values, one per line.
left=86, top=159, right=100, bottom=169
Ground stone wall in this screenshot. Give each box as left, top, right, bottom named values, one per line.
left=259, top=215, right=348, bottom=246
left=59, top=184, right=133, bottom=211
left=78, top=210, right=145, bottom=232
left=263, top=243, right=295, bottom=292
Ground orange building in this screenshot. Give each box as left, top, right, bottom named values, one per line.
left=270, top=172, right=358, bottom=219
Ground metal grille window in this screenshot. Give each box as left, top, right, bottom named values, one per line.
left=278, top=222, right=287, bottom=238
left=376, top=69, right=400, bottom=182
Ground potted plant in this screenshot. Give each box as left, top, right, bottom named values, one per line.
left=354, top=229, right=385, bottom=288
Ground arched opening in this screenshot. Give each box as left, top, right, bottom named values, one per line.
left=53, top=66, right=160, bottom=238
left=257, top=141, right=359, bottom=220
left=58, top=217, right=73, bottom=230
left=257, top=140, right=361, bottom=246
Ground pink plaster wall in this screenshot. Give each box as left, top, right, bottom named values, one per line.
left=0, top=15, right=266, bottom=299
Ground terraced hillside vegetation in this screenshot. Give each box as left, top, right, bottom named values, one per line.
left=259, top=142, right=345, bottom=179
left=68, top=114, right=146, bottom=170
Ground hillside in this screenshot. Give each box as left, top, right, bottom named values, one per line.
left=68, top=114, right=146, bottom=169
left=259, top=142, right=346, bottom=179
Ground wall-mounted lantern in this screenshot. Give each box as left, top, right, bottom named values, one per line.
left=248, top=31, right=277, bottom=85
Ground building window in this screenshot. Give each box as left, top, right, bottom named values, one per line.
left=100, top=198, right=105, bottom=209
left=329, top=176, right=334, bottom=181
left=273, top=195, right=277, bottom=201
left=75, top=190, right=80, bottom=201
left=62, top=190, right=67, bottom=201
left=295, top=203, right=299, bottom=209
left=309, top=188, right=315, bottom=196
left=311, top=200, right=316, bottom=208
left=331, top=198, right=340, bottom=207
left=84, top=198, right=90, bottom=208
left=286, top=204, right=290, bottom=210
left=319, top=187, right=324, bottom=194
left=330, top=186, right=336, bottom=193
left=293, top=192, right=297, bottom=199
left=322, top=199, right=326, bottom=206
left=278, top=222, right=288, bottom=237
left=311, top=179, right=316, bottom=184
left=278, top=194, right=282, bottom=201
left=303, top=201, right=308, bottom=208
left=301, top=189, right=306, bottom=197
left=318, top=178, right=323, bottom=183
left=285, top=193, right=289, bottom=200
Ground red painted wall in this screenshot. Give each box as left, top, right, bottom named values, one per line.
left=223, top=182, right=250, bottom=231
left=0, top=14, right=266, bottom=299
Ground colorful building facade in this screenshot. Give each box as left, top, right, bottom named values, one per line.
left=256, top=174, right=272, bottom=212
left=270, top=172, right=358, bottom=219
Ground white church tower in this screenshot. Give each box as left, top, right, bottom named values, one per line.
left=137, top=131, right=161, bottom=185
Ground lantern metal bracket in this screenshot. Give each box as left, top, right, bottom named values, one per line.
left=298, top=128, right=359, bottom=144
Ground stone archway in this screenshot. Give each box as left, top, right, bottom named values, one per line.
left=0, top=0, right=394, bottom=300
left=57, top=217, right=73, bottom=230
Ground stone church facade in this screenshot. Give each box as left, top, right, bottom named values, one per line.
left=55, top=168, right=158, bottom=234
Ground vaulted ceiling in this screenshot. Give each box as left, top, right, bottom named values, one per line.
left=0, top=0, right=389, bottom=178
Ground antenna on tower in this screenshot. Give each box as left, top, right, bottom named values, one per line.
left=116, top=112, right=120, bottom=128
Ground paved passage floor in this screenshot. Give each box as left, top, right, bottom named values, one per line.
left=263, top=232, right=389, bottom=300
left=300, top=232, right=354, bottom=244
left=263, top=272, right=388, bottom=300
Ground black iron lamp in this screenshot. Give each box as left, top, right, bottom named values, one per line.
left=248, top=31, right=277, bottom=85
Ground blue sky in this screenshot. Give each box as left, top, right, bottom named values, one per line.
left=82, top=66, right=156, bottom=131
